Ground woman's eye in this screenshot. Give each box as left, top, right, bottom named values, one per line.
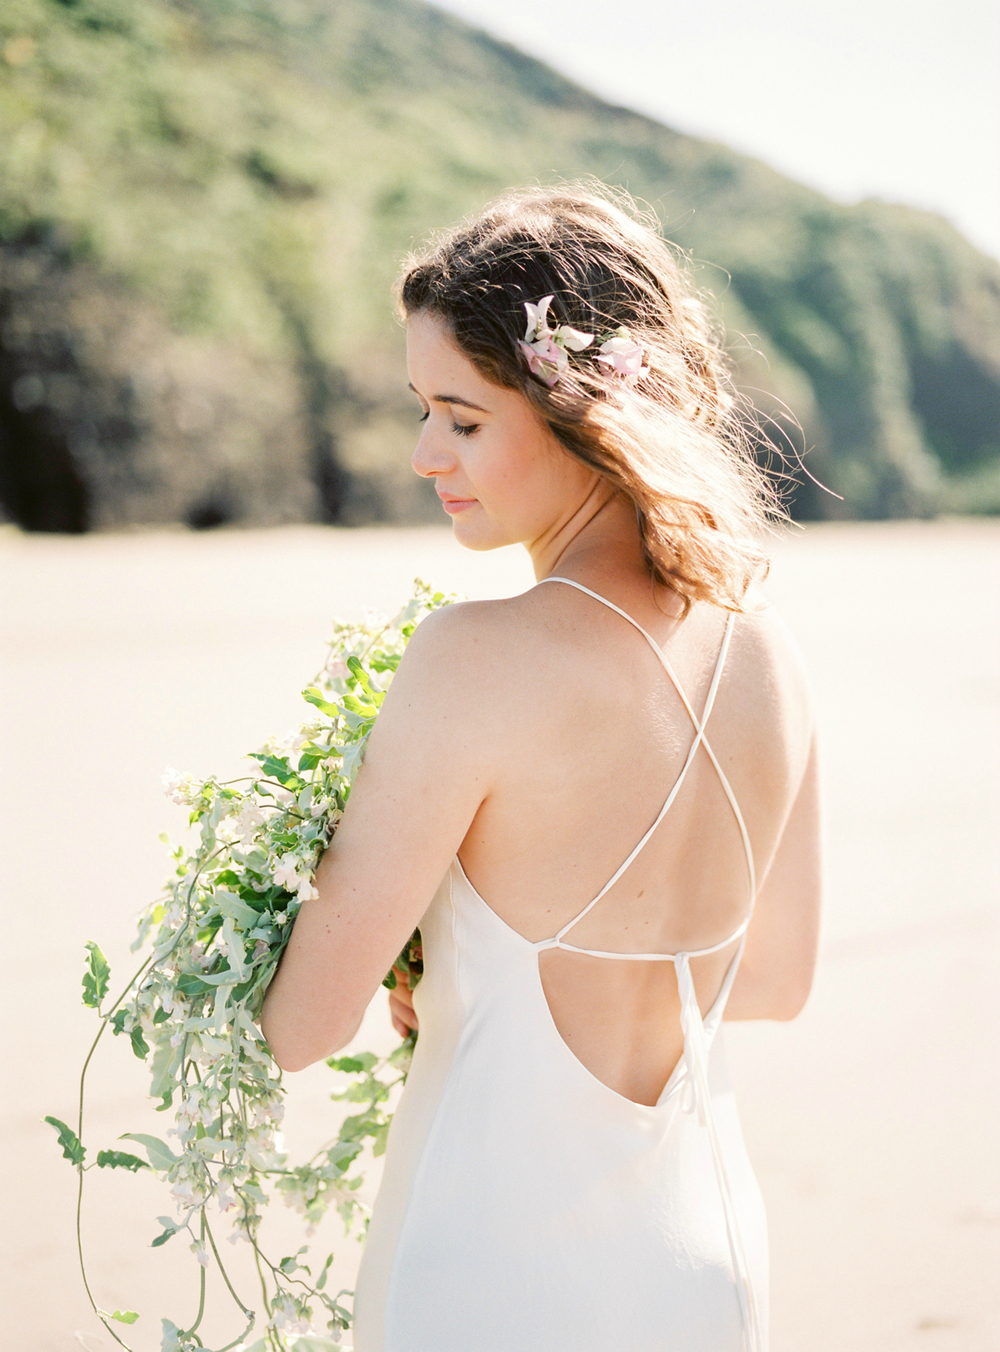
left=418, top=411, right=429, bottom=423
left=451, top=421, right=479, bottom=438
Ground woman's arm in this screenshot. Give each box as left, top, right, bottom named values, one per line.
left=260, top=605, right=497, bottom=1070
left=724, top=732, right=822, bottom=1022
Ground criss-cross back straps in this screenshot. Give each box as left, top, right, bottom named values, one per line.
left=535, top=576, right=757, bottom=959
left=535, top=576, right=766, bottom=1352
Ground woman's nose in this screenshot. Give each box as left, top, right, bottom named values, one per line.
left=411, top=426, right=455, bottom=479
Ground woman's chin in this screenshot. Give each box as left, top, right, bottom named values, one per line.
left=450, top=513, right=506, bottom=553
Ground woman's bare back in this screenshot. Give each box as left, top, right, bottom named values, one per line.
left=454, top=576, right=816, bottom=1105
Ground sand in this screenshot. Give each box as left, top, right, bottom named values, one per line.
left=1, top=519, right=997, bottom=1351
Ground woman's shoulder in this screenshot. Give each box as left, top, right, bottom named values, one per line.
left=722, top=592, right=816, bottom=773
left=733, top=593, right=812, bottom=700
left=397, top=587, right=567, bottom=692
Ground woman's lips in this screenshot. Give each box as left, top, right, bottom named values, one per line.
left=438, top=496, right=477, bottom=515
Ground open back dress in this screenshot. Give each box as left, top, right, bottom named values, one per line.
left=352, top=578, right=768, bottom=1352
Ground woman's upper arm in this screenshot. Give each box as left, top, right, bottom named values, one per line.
left=727, top=730, right=822, bottom=1021
left=260, top=604, right=501, bottom=1069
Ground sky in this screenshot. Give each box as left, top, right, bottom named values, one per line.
left=433, top=0, right=1000, bottom=260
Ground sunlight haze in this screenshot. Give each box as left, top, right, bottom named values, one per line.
left=433, top=0, right=1000, bottom=259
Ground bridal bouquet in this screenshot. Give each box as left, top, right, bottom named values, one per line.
left=47, top=582, right=452, bottom=1352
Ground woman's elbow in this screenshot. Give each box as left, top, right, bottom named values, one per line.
left=260, top=1009, right=362, bottom=1073
left=768, top=971, right=814, bottom=1021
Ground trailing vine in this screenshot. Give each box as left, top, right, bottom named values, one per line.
left=47, top=582, right=450, bottom=1351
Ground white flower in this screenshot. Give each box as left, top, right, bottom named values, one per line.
left=272, top=728, right=307, bottom=756
left=272, top=856, right=303, bottom=891
left=161, top=767, right=199, bottom=806
left=296, top=878, right=319, bottom=902
left=216, top=1184, right=237, bottom=1212
left=273, top=910, right=289, bottom=926
left=214, top=817, right=238, bottom=845
left=191, top=1243, right=210, bottom=1267
left=236, top=800, right=265, bottom=846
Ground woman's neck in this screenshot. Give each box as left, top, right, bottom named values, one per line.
left=527, top=483, right=650, bottom=592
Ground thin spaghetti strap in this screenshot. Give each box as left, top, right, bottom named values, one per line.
left=553, top=607, right=735, bottom=944
left=539, top=576, right=756, bottom=908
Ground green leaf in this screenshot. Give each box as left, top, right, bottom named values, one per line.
left=151, top=1220, right=179, bottom=1247
left=315, top=1252, right=334, bottom=1291
left=81, top=941, right=110, bottom=1009
left=345, top=655, right=368, bottom=685
left=176, top=972, right=213, bottom=996
left=252, top=753, right=306, bottom=788
left=120, top=1133, right=179, bottom=1171
left=327, top=1052, right=377, bottom=1074
left=129, top=1025, right=150, bottom=1059
left=381, top=968, right=398, bottom=990
left=341, top=694, right=376, bottom=718
left=97, top=1150, right=149, bottom=1172
left=110, top=1311, right=139, bottom=1325
left=327, top=1054, right=364, bottom=1072
left=44, top=1116, right=85, bottom=1165
left=214, top=889, right=263, bottom=929
left=325, top=1140, right=362, bottom=1171
left=110, top=1008, right=128, bottom=1036
left=302, top=686, right=340, bottom=717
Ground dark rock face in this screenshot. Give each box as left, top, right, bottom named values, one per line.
left=0, top=240, right=323, bottom=531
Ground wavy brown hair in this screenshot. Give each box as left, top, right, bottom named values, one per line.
left=398, top=184, right=780, bottom=611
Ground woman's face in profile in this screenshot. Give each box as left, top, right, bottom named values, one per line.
left=406, top=310, right=597, bottom=552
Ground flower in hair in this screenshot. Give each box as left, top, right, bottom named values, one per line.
left=518, top=295, right=594, bottom=387
left=517, top=298, right=646, bottom=386
left=595, top=328, right=647, bottom=379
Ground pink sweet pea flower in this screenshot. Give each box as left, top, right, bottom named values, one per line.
left=520, top=296, right=596, bottom=385
left=518, top=338, right=565, bottom=386
left=596, top=334, right=646, bottom=378
left=523, top=295, right=555, bottom=342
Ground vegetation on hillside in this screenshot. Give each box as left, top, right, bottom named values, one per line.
left=1, top=0, right=998, bottom=530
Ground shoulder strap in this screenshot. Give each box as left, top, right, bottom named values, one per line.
left=537, top=577, right=755, bottom=944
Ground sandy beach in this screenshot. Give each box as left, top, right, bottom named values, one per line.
left=1, top=519, right=997, bottom=1351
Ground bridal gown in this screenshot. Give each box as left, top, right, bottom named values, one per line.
left=352, top=578, right=768, bottom=1352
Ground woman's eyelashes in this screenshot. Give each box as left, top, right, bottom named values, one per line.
left=413, top=402, right=478, bottom=436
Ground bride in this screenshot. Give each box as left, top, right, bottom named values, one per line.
left=261, top=185, right=820, bottom=1352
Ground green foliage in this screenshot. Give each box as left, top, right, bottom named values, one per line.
left=119, top=1133, right=179, bottom=1172
left=81, top=941, right=110, bottom=1009
left=96, top=1150, right=150, bottom=1172
left=44, top=1115, right=85, bottom=1165
left=0, top=0, right=996, bottom=530
left=63, top=582, right=452, bottom=1351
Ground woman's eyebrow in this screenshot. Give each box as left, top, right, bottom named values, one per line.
left=407, top=383, right=489, bottom=414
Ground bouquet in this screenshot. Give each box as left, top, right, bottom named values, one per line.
left=47, top=581, right=453, bottom=1352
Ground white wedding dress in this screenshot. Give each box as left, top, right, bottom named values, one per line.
left=352, top=578, right=768, bottom=1351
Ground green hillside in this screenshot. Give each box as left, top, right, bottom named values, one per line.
left=1, top=0, right=998, bottom=531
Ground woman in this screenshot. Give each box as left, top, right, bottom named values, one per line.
left=261, top=185, right=821, bottom=1352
